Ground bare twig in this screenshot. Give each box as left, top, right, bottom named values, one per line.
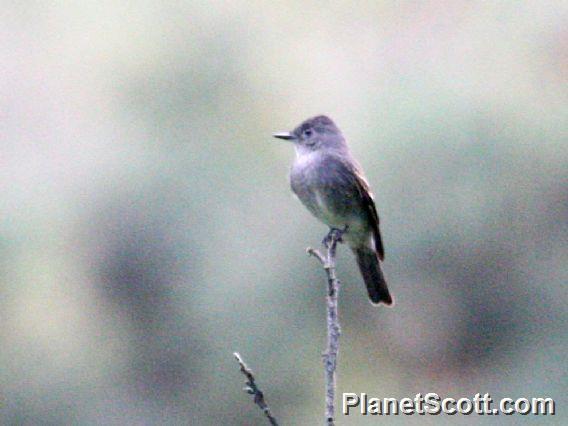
left=307, top=228, right=343, bottom=426
left=233, top=352, right=279, bottom=426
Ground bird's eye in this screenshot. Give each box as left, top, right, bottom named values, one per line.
left=303, top=129, right=313, bottom=138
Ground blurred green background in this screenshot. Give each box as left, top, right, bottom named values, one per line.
left=1, top=1, right=566, bottom=425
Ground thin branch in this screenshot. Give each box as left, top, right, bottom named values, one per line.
left=233, top=352, right=279, bottom=426
left=307, top=228, right=344, bottom=426
left=306, top=247, right=326, bottom=265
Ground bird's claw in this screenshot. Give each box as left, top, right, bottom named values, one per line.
left=322, top=226, right=348, bottom=248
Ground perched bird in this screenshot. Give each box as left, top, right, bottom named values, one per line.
left=273, top=115, right=393, bottom=305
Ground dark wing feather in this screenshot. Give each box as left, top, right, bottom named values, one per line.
left=351, top=166, right=385, bottom=260
left=327, top=155, right=385, bottom=260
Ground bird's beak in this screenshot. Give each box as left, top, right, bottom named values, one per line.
left=272, top=132, right=296, bottom=141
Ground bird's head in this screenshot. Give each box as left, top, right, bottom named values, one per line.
left=273, top=115, right=346, bottom=154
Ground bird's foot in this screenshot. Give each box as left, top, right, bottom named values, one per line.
left=322, top=226, right=348, bottom=248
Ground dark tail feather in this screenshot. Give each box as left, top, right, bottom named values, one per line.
left=354, top=247, right=393, bottom=306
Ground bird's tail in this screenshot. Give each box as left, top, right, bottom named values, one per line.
left=354, top=247, right=393, bottom=306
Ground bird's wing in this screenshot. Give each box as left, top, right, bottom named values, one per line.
left=330, top=155, right=385, bottom=260
left=352, top=164, right=385, bottom=260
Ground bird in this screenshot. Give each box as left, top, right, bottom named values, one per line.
left=273, top=115, right=393, bottom=306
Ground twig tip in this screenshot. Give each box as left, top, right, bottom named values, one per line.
left=306, top=247, right=326, bottom=264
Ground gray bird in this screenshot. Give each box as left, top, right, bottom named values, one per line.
left=274, top=115, right=393, bottom=305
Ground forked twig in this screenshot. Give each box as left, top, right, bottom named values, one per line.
left=233, top=352, right=279, bottom=426
left=307, top=228, right=344, bottom=426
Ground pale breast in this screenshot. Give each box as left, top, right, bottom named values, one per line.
left=290, top=152, right=348, bottom=227
left=290, top=151, right=324, bottom=220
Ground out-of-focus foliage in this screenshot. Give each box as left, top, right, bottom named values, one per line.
left=1, top=2, right=566, bottom=425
